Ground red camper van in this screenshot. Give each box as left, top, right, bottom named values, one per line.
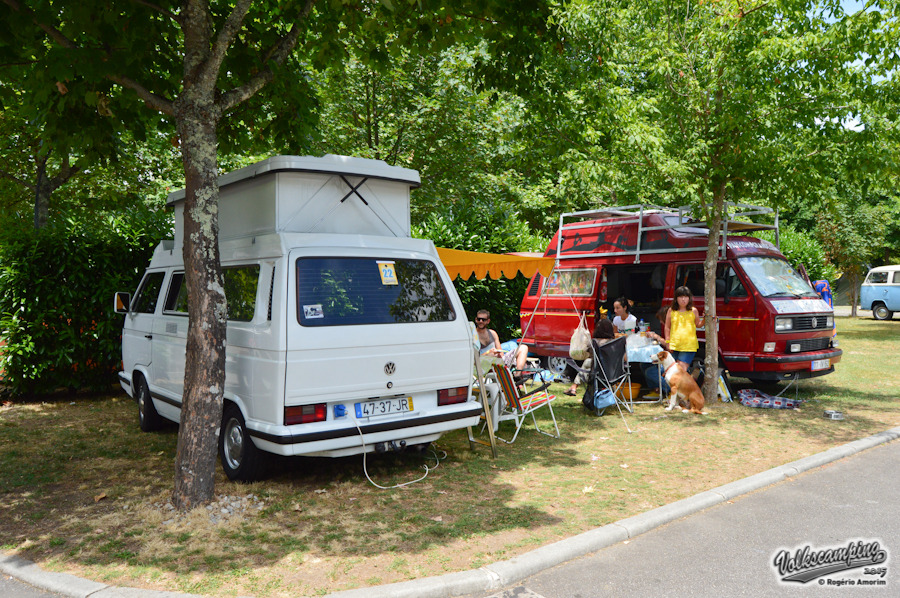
left=520, top=205, right=841, bottom=384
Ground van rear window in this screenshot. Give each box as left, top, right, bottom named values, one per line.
left=296, top=257, right=455, bottom=326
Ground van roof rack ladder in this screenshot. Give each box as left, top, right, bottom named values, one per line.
left=555, top=203, right=779, bottom=264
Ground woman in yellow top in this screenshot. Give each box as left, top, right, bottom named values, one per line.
left=664, top=286, right=704, bottom=368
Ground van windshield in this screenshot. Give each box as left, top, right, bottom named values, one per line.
left=738, top=257, right=818, bottom=298
left=296, top=257, right=455, bottom=326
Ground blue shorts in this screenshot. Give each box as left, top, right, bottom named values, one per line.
left=670, top=350, right=696, bottom=367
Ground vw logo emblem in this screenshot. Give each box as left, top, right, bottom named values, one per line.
left=384, top=362, right=396, bottom=375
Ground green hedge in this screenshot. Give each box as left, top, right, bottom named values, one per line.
left=0, top=210, right=170, bottom=396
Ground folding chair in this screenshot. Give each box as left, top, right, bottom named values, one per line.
left=588, top=336, right=634, bottom=433
left=491, top=363, right=560, bottom=443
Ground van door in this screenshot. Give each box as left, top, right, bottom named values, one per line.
left=122, top=271, right=166, bottom=375
left=672, top=263, right=756, bottom=356
left=284, top=253, right=471, bottom=411
left=153, top=271, right=189, bottom=416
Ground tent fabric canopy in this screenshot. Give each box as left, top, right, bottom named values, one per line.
left=436, top=247, right=556, bottom=280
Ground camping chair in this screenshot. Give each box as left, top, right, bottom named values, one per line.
left=491, top=363, right=560, bottom=443
left=588, top=336, right=634, bottom=432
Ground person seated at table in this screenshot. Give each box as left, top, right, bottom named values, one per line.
left=641, top=306, right=671, bottom=399
left=564, top=318, right=616, bottom=396
left=474, top=309, right=529, bottom=371
left=612, top=296, right=637, bottom=336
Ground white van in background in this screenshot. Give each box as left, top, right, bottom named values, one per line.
left=860, top=264, right=900, bottom=320
left=115, top=155, right=481, bottom=481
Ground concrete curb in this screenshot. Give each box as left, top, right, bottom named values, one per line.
left=4, top=426, right=899, bottom=598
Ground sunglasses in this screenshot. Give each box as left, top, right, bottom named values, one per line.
left=475, top=317, right=489, bottom=322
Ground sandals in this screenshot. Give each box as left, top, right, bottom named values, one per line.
left=564, top=388, right=578, bottom=396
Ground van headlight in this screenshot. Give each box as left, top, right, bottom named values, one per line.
left=775, top=317, right=793, bottom=332
left=826, top=315, right=834, bottom=327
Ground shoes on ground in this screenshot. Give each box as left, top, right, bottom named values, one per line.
left=643, top=391, right=660, bottom=399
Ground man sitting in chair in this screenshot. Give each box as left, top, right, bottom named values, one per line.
left=474, top=309, right=529, bottom=371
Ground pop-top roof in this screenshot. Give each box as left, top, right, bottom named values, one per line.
left=166, top=154, right=420, bottom=205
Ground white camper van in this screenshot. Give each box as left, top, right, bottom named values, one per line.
left=115, top=155, right=481, bottom=481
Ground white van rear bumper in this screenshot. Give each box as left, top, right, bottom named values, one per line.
left=248, top=403, right=482, bottom=457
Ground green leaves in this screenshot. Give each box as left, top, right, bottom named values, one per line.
left=0, top=209, right=170, bottom=397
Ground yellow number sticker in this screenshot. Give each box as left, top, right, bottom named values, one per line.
left=377, top=261, right=398, bottom=285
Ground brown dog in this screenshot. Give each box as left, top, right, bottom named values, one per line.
left=650, top=350, right=705, bottom=414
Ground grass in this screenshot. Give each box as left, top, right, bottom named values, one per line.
left=1, top=317, right=899, bottom=597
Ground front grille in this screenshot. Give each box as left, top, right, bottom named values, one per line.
left=786, top=337, right=831, bottom=353
left=792, top=315, right=831, bottom=330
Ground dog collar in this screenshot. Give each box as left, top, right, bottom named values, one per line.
left=664, top=361, right=681, bottom=376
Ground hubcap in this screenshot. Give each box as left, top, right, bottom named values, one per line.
left=223, top=418, right=244, bottom=469
left=548, top=356, right=567, bottom=373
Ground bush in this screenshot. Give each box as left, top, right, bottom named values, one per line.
left=413, top=201, right=548, bottom=341
left=0, top=208, right=170, bottom=396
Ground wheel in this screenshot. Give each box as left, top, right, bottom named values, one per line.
left=136, top=375, right=164, bottom=432
left=872, top=303, right=893, bottom=321
left=219, top=404, right=264, bottom=482
left=542, top=356, right=569, bottom=374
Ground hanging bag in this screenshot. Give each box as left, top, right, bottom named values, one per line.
left=569, top=314, right=591, bottom=361
left=593, top=388, right=617, bottom=411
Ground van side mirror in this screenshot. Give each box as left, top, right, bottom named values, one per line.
left=114, top=292, right=130, bottom=314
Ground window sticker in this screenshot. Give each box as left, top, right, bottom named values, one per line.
left=303, top=304, right=324, bottom=319
left=377, top=261, right=398, bottom=285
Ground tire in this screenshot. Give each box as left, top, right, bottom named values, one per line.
left=542, top=355, right=569, bottom=374
left=872, top=303, right=893, bottom=321
left=219, top=404, right=264, bottom=482
left=136, top=375, right=164, bottom=432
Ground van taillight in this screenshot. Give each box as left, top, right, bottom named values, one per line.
left=285, top=403, right=327, bottom=425
left=438, top=386, right=469, bottom=406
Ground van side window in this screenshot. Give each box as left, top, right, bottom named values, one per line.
left=543, top=269, right=596, bottom=296
left=133, top=272, right=165, bottom=314
left=297, top=257, right=455, bottom=326
left=163, top=267, right=260, bottom=321
left=164, top=273, right=188, bottom=314
left=223, top=266, right=260, bottom=322
left=894, top=272, right=900, bottom=284
left=675, top=264, right=747, bottom=298
left=868, top=272, right=888, bottom=284
left=717, top=265, right=747, bottom=297
left=675, top=265, right=704, bottom=297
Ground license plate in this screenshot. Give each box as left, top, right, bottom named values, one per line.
left=355, top=397, right=413, bottom=418
left=811, top=358, right=830, bottom=371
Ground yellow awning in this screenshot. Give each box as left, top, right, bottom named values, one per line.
left=436, top=247, right=556, bottom=280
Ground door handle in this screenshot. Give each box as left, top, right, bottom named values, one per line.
left=145, top=334, right=153, bottom=339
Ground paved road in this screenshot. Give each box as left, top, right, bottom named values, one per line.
left=473, top=440, right=899, bottom=598
left=1, top=574, right=57, bottom=598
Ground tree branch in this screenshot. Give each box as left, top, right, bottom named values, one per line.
left=1, top=0, right=76, bottom=49
left=107, top=74, right=176, bottom=115
left=130, top=0, right=182, bottom=24
left=218, top=0, right=315, bottom=113
left=0, top=168, right=34, bottom=190
left=204, top=0, right=253, bottom=80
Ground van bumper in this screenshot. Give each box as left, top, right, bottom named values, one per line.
left=725, top=348, right=843, bottom=381
left=248, top=403, right=483, bottom=457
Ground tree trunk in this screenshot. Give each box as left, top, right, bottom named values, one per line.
left=33, top=157, right=50, bottom=230
left=849, top=270, right=859, bottom=317
left=702, top=183, right=726, bottom=404
left=171, top=96, right=226, bottom=511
